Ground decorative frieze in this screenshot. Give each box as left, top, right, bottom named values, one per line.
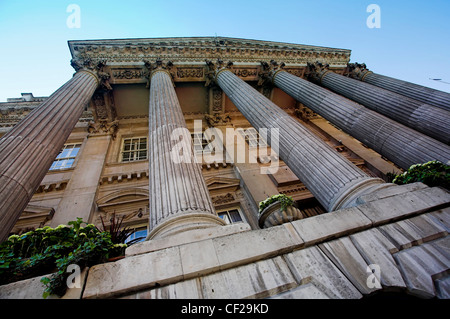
left=68, top=37, right=351, bottom=66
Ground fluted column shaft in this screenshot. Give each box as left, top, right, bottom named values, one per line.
left=316, top=70, right=450, bottom=144
left=272, top=70, right=450, bottom=170
left=214, top=68, right=386, bottom=212
left=0, top=70, right=99, bottom=242
left=353, top=70, right=450, bottom=112
left=148, top=70, right=224, bottom=239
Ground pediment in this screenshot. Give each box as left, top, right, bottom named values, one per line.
left=97, top=188, right=149, bottom=208
left=205, top=177, right=240, bottom=193
left=12, top=205, right=55, bottom=234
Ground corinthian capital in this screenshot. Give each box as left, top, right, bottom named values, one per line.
left=345, top=62, right=373, bottom=81
left=205, top=59, right=233, bottom=86
left=143, top=58, right=175, bottom=87
left=259, top=60, right=285, bottom=85
left=306, top=61, right=331, bottom=83
left=70, top=58, right=111, bottom=90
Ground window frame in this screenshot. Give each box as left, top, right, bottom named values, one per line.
left=120, top=136, right=148, bottom=163
left=217, top=207, right=245, bottom=224
left=49, top=142, right=83, bottom=171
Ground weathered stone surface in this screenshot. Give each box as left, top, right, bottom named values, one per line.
left=200, top=256, right=297, bottom=299
left=0, top=267, right=89, bottom=299
left=83, top=246, right=183, bottom=299
left=393, top=236, right=450, bottom=298
left=123, top=278, right=202, bottom=299
left=285, top=246, right=362, bottom=299
left=180, top=239, right=220, bottom=279
left=212, top=224, right=303, bottom=269
left=126, top=222, right=251, bottom=257
left=429, top=207, right=450, bottom=232
left=319, top=237, right=380, bottom=295
left=290, top=206, right=372, bottom=247
left=357, top=187, right=450, bottom=226
left=356, top=182, right=428, bottom=204
left=378, top=213, right=448, bottom=250
left=350, top=228, right=406, bottom=289
left=269, top=281, right=330, bottom=299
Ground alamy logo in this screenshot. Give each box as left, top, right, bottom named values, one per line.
left=66, top=264, right=81, bottom=289
left=366, top=264, right=382, bottom=289
left=66, top=4, right=81, bottom=29
left=366, top=4, right=381, bottom=29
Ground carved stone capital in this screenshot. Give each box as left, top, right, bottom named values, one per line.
left=345, top=62, right=373, bottom=81
left=70, top=58, right=112, bottom=90
left=144, top=58, right=175, bottom=87
left=306, top=61, right=332, bottom=83
left=205, top=59, right=233, bottom=86
left=259, top=60, right=286, bottom=85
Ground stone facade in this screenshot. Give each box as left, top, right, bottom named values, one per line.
left=0, top=37, right=449, bottom=300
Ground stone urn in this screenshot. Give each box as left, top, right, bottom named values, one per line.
left=258, top=201, right=304, bottom=228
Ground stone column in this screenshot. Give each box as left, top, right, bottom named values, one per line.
left=207, top=59, right=387, bottom=212
left=0, top=60, right=102, bottom=242
left=146, top=60, right=225, bottom=239
left=308, top=62, right=450, bottom=145
left=263, top=61, right=450, bottom=170
left=347, top=63, right=450, bottom=112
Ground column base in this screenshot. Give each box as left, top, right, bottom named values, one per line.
left=147, top=211, right=227, bottom=240
left=329, top=177, right=392, bottom=211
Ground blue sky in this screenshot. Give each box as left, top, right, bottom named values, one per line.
left=0, top=0, right=449, bottom=101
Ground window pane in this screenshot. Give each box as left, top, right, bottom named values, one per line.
left=138, top=150, right=147, bottom=160
left=229, top=210, right=243, bottom=223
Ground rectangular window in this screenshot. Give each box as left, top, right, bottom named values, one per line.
left=121, top=137, right=148, bottom=162
left=49, top=143, right=82, bottom=171
left=191, top=133, right=213, bottom=154
left=218, top=208, right=243, bottom=224
left=237, top=127, right=267, bottom=148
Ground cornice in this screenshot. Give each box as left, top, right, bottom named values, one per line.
left=68, top=37, right=351, bottom=66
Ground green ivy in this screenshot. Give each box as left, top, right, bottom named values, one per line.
left=258, top=194, right=294, bottom=213
left=390, top=161, right=449, bottom=189
left=0, top=217, right=133, bottom=298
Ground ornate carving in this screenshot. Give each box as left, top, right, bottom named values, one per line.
left=212, top=193, right=235, bottom=205
left=205, top=59, right=233, bottom=86
left=210, top=87, right=224, bottom=113
left=294, top=104, right=319, bottom=121
left=144, top=58, right=175, bottom=87
left=345, top=62, right=373, bottom=81
left=205, top=112, right=231, bottom=126
left=69, top=37, right=351, bottom=66
left=306, top=61, right=331, bottom=83
left=112, top=68, right=145, bottom=79
left=176, top=67, right=204, bottom=78
left=259, top=60, right=286, bottom=85
left=233, top=68, right=258, bottom=79
left=88, top=120, right=119, bottom=139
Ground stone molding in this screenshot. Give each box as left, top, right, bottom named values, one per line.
left=68, top=37, right=351, bottom=65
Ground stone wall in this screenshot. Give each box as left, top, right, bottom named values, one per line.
left=1, top=183, right=449, bottom=299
